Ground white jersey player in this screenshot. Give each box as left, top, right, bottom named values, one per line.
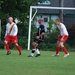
left=52, top=18, right=69, bottom=57
left=4, top=17, right=22, bottom=55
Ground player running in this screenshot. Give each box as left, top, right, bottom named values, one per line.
left=52, top=18, right=69, bottom=57
left=4, top=17, right=22, bottom=55
left=28, top=19, right=45, bottom=57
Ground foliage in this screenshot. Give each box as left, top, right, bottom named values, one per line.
left=0, top=30, right=72, bottom=51
left=0, top=0, right=47, bottom=18
left=48, top=19, right=57, bottom=33
left=0, top=0, right=48, bottom=39
left=0, top=0, right=74, bottom=50
left=0, top=41, right=4, bottom=49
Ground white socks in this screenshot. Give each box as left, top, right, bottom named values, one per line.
left=30, top=48, right=40, bottom=56
left=30, top=49, right=35, bottom=56
left=36, top=48, right=40, bottom=54
left=30, top=53, right=34, bottom=56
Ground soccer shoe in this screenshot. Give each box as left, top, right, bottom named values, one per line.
left=64, top=53, right=69, bottom=57
left=28, top=55, right=33, bottom=57
left=7, top=52, right=11, bottom=55
left=19, top=53, right=22, bottom=55
left=52, top=54, right=59, bottom=56
left=35, top=54, right=40, bottom=57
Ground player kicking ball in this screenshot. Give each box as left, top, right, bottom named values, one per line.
left=28, top=19, right=45, bottom=57
left=4, top=17, right=22, bottom=55
left=52, top=18, right=69, bottom=57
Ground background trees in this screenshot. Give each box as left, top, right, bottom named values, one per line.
left=0, top=0, right=72, bottom=50
left=0, top=0, right=49, bottom=49
left=0, top=0, right=46, bottom=36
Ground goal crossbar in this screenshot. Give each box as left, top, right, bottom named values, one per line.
left=27, top=6, right=75, bottom=50
left=31, top=6, right=75, bottom=10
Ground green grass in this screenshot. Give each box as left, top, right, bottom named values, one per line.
left=0, top=50, right=75, bottom=75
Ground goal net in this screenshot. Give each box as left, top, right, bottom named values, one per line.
left=27, top=6, right=75, bottom=50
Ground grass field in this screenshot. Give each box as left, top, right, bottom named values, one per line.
left=0, top=50, right=75, bottom=75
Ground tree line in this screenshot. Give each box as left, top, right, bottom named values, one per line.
left=0, top=0, right=74, bottom=51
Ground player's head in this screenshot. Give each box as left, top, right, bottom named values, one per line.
left=8, top=17, right=13, bottom=24
left=55, top=18, right=61, bottom=25
left=38, top=18, right=43, bottom=25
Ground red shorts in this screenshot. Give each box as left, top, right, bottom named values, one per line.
left=5, top=36, right=18, bottom=44
left=58, top=35, right=68, bottom=43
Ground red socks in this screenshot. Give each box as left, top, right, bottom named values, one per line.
left=62, top=46, right=68, bottom=54
left=5, top=44, right=10, bottom=52
left=5, top=43, right=22, bottom=54
left=56, top=47, right=60, bottom=54
left=16, top=45, right=22, bottom=54
left=56, top=46, right=68, bottom=54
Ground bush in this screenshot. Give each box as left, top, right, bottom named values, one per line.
left=19, top=40, right=28, bottom=49
left=0, top=39, right=73, bottom=52
left=38, top=42, right=56, bottom=51
left=0, top=41, right=4, bottom=49
left=0, top=23, right=74, bottom=51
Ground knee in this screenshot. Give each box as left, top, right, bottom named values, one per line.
left=57, top=44, right=60, bottom=47
left=32, top=42, right=35, bottom=47
left=60, top=43, right=64, bottom=47
left=15, top=43, right=19, bottom=46
left=4, top=40, right=8, bottom=44
left=57, top=42, right=60, bottom=47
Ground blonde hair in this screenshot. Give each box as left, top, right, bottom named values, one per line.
left=56, top=18, right=61, bottom=22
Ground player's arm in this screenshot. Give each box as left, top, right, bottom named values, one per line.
left=5, top=25, right=8, bottom=38
left=60, top=35, right=65, bottom=42
left=33, top=32, right=37, bottom=35
left=36, top=32, right=45, bottom=39
left=36, top=25, right=45, bottom=39
left=61, top=35, right=65, bottom=38
left=60, top=27, right=66, bottom=41
left=13, top=25, right=18, bottom=36
left=40, top=25, right=45, bottom=37
left=39, top=32, right=45, bottom=37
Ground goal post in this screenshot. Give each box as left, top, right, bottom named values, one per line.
left=27, top=6, right=75, bottom=50
left=0, top=19, right=1, bottom=41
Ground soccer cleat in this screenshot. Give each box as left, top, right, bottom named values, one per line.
left=28, top=55, right=33, bottom=57
left=7, top=52, right=11, bottom=55
left=52, top=54, right=59, bottom=56
left=19, top=53, right=22, bottom=55
left=35, top=54, right=40, bottom=57
left=64, top=53, right=69, bottom=57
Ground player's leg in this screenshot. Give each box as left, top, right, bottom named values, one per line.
left=29, top=38, right=41, bottom=57
left=15, top=43, right=22, bottom=55
left=12, top=36, right=22, bottom=55
left=28, top=42, right=38, bottom=57
left=35, top=40, right=42, bottom=57
left=52, top=36, right=62, bottom=56
left=4, top=37, right=11, bottom=55
left=52, top=41, right=60, bottom=56
left=56, top=41, right=60, bottom=55
left=35, top=47, right=40, bottom=57
left=60, top=42, right=69, bottom=57
left=60, top=35, right=69, bottom=57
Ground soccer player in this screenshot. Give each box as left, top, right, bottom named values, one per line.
left=4, top=17, right=22, bottom=55
left=28, top=19, right=45, bottom=57
left=52, top=18, right=69, bottom=57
